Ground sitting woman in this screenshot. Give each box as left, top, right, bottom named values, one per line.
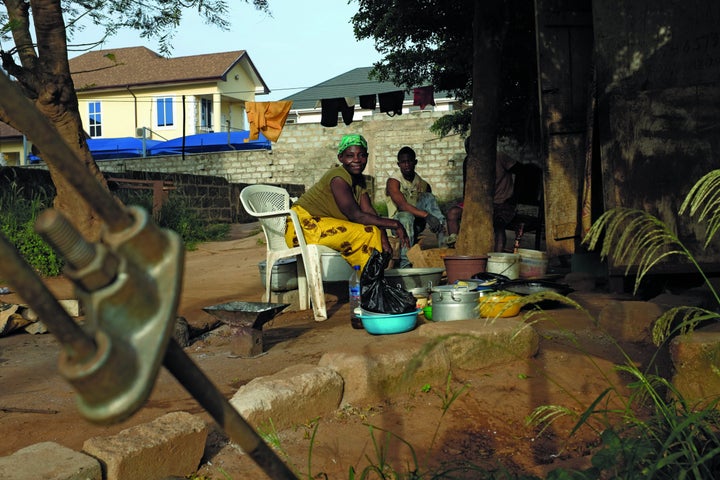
left=285, top=134, right=410, bottom=271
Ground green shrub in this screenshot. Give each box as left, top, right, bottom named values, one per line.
left=116, top=190, right=229, bottom=250
left=0, top=184, right=62, bottom=277
left=155, top=196, right=230, bottom=250
left=0, top=183, right=230, bottom=278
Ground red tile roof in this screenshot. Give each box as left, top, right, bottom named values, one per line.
left=69, top=46, right=257, bottom=91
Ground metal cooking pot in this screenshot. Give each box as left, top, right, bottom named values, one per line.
left=430, top=285, right=480, bottom=322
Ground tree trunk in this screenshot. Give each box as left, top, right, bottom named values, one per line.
left=1, top=0, right=107, bottom=241
left=456, top=0, right=507, bottom=256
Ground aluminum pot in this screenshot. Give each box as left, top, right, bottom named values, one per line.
left=430, top=285, right=480, bottom=322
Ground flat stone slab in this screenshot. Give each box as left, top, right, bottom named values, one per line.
left=82, top=411, right=207, bottom=480
left=0, top=441, right=101, bottom=480
left=230, top=363, right=343, bottom=431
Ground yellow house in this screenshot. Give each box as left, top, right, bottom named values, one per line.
left=0, top=122, right=28, bottom=166
left=69, top=46, right=269, bottom=141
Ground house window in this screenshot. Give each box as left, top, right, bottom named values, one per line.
left=156, top=97, right=174, bottom=127
left=89, top=101, right=102, bottom=137
left=200, top=98, right=213, bottom=131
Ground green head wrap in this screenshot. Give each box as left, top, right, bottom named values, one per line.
left=337, top=134, right=368, bottom=155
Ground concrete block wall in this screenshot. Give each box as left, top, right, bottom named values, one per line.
left=26, top=110, right=542, bottom=222
left=93, top=110, right=469, bottom=207
left=360, top=111, right=467, bottom=204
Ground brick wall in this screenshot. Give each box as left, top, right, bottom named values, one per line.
left=105, top=171, right=305, bottom=223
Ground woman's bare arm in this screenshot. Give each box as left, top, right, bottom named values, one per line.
left=330, top=177, right=409, bottom=248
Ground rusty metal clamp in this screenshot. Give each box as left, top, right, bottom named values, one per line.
left=36, top=207, right=182, bottom=424
left=0, top=70, right=297, bottom=479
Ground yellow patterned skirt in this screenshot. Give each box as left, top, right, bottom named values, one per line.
left=285, top=205, right=383, bottom=272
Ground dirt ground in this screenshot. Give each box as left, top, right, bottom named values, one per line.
left=0, top=224, right=663, bottom=479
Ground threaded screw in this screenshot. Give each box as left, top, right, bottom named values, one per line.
left=35, top=209, right=96, bottom=270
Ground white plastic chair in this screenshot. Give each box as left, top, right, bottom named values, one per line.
left=240, top=184, right=328, bottom=321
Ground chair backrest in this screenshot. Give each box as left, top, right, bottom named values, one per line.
left=240, top=185, right=294, bottom=253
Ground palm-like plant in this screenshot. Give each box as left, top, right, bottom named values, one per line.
left=524, top=171, right=720, bottom=479
left=584, top=169, right=720, bottom=344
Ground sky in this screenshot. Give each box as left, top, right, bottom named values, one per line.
left=67, top=0, right=383, bottom=101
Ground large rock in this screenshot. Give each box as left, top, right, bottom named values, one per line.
left=417, top=318, right=539, bottom=371
left=319, top=335, right=451, bottom=405
left=230, top=364, right=343, bottom=431
left=319, top=320, right=538, bottom=406
left=650, top=288, right=717, bottom=311
left=567, top=291, right=634, bottom=317
left=598, top=300, right=663, bottom=343
left=670, top=330, right=720, bottom=409
left=82, top=411, right=207, bottom=480
left=0, top=441, right=101, bottom=480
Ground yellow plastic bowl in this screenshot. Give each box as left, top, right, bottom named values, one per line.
left=478, top=293, right=522, bottom=318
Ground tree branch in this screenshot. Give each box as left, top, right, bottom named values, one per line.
left=2, top=0, right=38, bottom=91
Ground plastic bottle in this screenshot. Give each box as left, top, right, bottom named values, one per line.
left=349, top=265, right=363, bottom=329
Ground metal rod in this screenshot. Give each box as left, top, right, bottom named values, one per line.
left=0, top=71, right=133, bottom=232
left=163, top=339, right=298, bottom=480
left=0, top=233, right=97, bottom=362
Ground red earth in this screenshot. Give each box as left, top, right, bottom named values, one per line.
left=0, top=224, right=661, bottom=479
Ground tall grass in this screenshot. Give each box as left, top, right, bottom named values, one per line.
left=0, top=182, right=62, bottom=276
left=116, top=189, right=230, bottom=249
left=527, top=169, right=720, bottom=479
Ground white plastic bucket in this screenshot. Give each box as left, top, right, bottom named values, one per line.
left=517, top=249, right=548, bottom=279
left=486, top=252, right=520, bottom=280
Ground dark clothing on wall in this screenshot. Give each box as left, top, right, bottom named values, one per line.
left=378, top=91, right=404, bottom=116
left=321, top=98, right=355, bottom=127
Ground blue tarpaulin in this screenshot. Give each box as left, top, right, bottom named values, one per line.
left=147, top=131, right=272, bottom=155
left=87, top=137, right=161, bottom=160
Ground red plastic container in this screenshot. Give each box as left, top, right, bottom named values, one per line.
left=443, top=255, right=488, bottom=284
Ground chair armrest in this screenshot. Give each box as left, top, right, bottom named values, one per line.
left=248, top=209, right=292, bottom=219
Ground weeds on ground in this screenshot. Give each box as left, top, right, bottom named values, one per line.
left=345, top=374, right=475, bottom=480
left=424, top=372, right=470, bottom=453
left=117, top=190, right=230, bottom=249
left=257, top=417, right=321, bottom=479
left=0, top=182, right=62, bottom=276
left=250, top=373, right=474, bottom=479
left=0, top=184, right=229, bottom=277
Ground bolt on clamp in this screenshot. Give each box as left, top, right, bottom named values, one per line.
left=37, top=206, right=183, bottom=424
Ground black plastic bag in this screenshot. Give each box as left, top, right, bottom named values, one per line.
left=360, top=250, right=416, bottom=314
